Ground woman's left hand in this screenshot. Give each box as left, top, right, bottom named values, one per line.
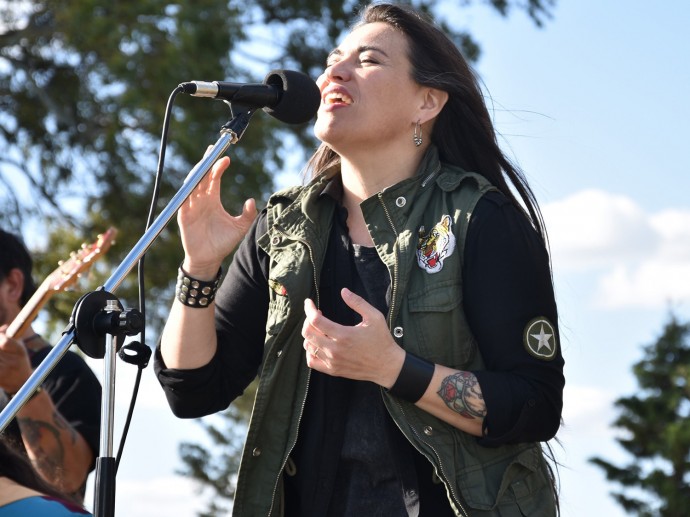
left=302, top=289, right=485, bottom=437
left=301, top=288, right=405, bottom=387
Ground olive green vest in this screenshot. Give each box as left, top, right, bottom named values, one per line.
left=232, top=148, right=557, bottom=516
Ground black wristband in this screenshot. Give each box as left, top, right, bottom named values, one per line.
left=176, top=265, right=223, bottom=308
left=387, top=352, right=435, bottom=403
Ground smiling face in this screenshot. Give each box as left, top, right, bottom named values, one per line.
left=314, top=22, right=426, bottom=155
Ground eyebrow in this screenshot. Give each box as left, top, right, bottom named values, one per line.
left=327, top=45, right=390, bottom=60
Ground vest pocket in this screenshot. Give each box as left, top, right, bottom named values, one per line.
left=458, top=446, right=555, bottom=516
left=406, top=280, right=472, bottom=366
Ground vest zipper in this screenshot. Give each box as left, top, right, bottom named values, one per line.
left=380, top=163, right=438, bottom=327
left=267, top=368, right=312, bottom=516
left=267, top=231, right=320, bottom=516
left=383, top=166, right=466, bottom=514
left=421, top=163, right=441, bottom=188
left=377, top=192, right=399, bottom=329
left=390, top=398, right=470, bottom=517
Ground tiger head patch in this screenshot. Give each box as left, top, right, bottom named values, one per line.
left=416, top=214, right=456, bottom=274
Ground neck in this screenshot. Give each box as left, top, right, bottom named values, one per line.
left=339, top=142, right=428, bottom=203
left=336, top=143, right=429, bottom=246
left=0, top=476, right=43, bottom=506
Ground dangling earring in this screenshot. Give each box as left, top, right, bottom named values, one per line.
left=413, top=121, right=423, bottom=147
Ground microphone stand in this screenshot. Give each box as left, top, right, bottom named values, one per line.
left=0, top=104, right=257, bottom=517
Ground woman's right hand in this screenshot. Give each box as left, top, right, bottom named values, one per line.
left=177, top=155, right=258, bottom=278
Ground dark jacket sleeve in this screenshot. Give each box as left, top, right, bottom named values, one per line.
left=154, top=211, right=270, bottom=418
left=463, top=191, right=564, bottom=446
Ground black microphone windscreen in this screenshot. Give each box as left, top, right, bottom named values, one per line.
left=262, top=70, right=320, bottom=125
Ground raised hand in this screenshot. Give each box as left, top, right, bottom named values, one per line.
left=177, top=155, right=258, bottom=277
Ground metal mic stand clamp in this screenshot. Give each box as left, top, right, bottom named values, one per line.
left=70, top=288, right=144, bottom=517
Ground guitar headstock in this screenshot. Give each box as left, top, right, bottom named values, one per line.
left=47, top=227, right=118, bottom=292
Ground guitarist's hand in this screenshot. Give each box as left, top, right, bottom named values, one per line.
left=177, top=155, right=258, bottom=279
left=0, top=326, right=32, bottom=395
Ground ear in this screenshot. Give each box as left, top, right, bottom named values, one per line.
left=0, top=268, right=25, bottom=305
left=417, top=87, right=449, bottom=124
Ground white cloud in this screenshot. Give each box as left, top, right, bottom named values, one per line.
left=650, top=209, right=690, bottom=262
left=543, top=190, right=690, bottom=309
left=560, top=383, right=618, bottom=438
left=543, top=189, right=661, bottom=270
left=596, top=262, right=690, bottom=309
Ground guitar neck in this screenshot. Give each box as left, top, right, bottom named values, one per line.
left=4, top=227, right=117, bottom=341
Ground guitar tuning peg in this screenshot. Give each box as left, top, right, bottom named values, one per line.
left=58, top=260, right=65, bottom=266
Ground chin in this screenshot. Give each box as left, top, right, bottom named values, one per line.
left=314, top=124, right=339, bottom=148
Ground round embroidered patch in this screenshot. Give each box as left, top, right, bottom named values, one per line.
left=523, top=317, right=558, bottom=360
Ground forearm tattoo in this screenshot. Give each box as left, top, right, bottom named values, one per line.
left=437, top=372, right=487, bottom=419
left=18, top=410, right=74, bottom=479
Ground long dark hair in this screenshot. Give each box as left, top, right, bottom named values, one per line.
left=0, top=229, right=37, bottom=307
left=306, top=2, right=548, bottom=245
left=0, top=436, right=71, bottom=501
left=0, top=434, right=92, bottom=515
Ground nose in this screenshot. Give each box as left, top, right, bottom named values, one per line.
left=324, top=58, right=351, bottom=83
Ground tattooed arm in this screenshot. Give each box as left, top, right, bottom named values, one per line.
left=15, top=389, right=94, bottom=497
left=413, top=367, right=487, bottom=437
left=0, top=331, right=94, bottom=499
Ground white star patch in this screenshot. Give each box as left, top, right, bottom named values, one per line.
left=523, top=317, right=558, bottom=360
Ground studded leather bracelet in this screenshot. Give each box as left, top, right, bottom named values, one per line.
left=386, top=352, right=435, bottom=403
left=176, top=265, right=223, bottom=308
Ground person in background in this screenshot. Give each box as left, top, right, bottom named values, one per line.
left=0, top=437, right=91, bottom=516
left=0, top=229, right=101, bottom=503
left=156, top=3, right=564, bottom=516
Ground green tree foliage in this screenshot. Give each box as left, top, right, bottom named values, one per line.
left=590, top=314, right=690, bottom=516
left=1, top=0, right=287, bottom=332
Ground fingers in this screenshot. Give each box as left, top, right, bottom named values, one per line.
left=210, top=155, right=230, bottom=180
left=181, top=156, right=229, bottom=215
left=301, top=299, right=332, bottom=366
left=340, top=288, right=379, bottom=324
left=0, top=333, right=20, bottom=352
left=302, top=291, right=382, bottom=346
left=200, top=156, right=230, bottom=197
left=303, top=298, right=340, bottom=340
left=238, top=198, right=258, bottom=226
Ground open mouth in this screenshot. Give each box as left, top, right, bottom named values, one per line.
left=324, top=91, right=353, bottom=105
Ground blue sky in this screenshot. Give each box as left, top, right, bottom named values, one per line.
left=78, top=1, right=690, bottom=515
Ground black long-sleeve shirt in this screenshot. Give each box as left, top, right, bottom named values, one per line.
left=156, top=189, right=563, bottom=442
left=155, top=186, right=564, bottom=516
